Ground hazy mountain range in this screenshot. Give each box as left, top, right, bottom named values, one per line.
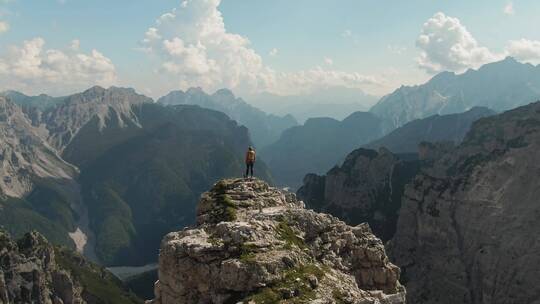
left=158, top=88, right=297, bottom=148
left=261, top=111, right=384, bottom=189
left=262, top=106, right=495, bottom=190
left=371, top=57, right=540, bottom=130
left=247, top=86, right=379, bottom=124
left=365, top=107, right=496, bottom=154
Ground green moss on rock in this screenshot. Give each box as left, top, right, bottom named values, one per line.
left=245, top=264, right=326, bottom=304
left=275, top=220, right=306, bottom=250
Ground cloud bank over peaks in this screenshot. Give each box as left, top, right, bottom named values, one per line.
left=141, top=0, right=382, bottom=96
left=417, top=12, right=540, bottom=74
left=0, top=38, right=117, bottom=95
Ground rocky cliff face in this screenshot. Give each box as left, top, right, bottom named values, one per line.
left=149, top=178, right=406, bottom=304
left=389, top=101, right=540, bottom=304
left=42, top=86, right=151, bottom=152
left=0, top=96, right=77, bottom=198
left=0, top=230, right=141, bottom=304
left=298, top=148, right=420, bottom=241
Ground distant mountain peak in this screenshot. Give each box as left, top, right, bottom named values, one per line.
left=502, top=56, right=518, bottom=63
left=83, top=85, right=106, bottom=94
left=430, top=70, right=456, bottom=83
left=371, top=58, right=540, bottom=130
left=158, top=87, right=297, bottom=147
left=213, top=88, right=235, bottom=97
left=186, top=87, right=205, bottom=95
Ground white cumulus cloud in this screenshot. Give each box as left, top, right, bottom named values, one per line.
left=416, top=12, right=501, bottom=73
left=0, top=37, right=117, bottom=95
left=141, top=0, right=381, bottom=95
left=506, top=39, right=540, bottom=62
left=416, top=12, right=540, bottom=73
left=269, top=48, right=278, bottom=57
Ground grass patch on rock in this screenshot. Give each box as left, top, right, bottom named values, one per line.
left=214, top=181, right=239, bottom=222
left=275, top=220, right=306, bottom=250
left=246, top=264, right=326, bottom=304
left=239, top=243, right=259, bottom=263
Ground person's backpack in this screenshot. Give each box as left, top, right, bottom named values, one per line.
left=247, top=150, right=256, bottom=162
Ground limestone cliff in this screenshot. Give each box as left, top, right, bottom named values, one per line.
left=149, top=178, right=406, bottom=304
left=41, top=86, right=151, bottom=152
left=0, top=230, right=141, bottom=304
left=0, top=96, right=77, bottom=198
left=389, top=101, right=540, bottom=304
left=298, top=148, right=420, bottom=241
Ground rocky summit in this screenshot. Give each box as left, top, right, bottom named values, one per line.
left=149, top=178, right=406, bottom=304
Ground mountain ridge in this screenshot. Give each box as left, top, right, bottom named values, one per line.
left=158, top=88, right=297, bottom=148
left=261, top=111, right=384, bottom=189
left=371, top=57, right=540, bottom=130
left=364, top=107, right=496, bottom=154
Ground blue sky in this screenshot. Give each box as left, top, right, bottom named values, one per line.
left=1, top=0, right=539, bottom=98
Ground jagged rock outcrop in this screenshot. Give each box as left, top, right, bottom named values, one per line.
left=389, top=101, right=540, bottom=304
left=298, top=148, right=420, bottom=241
left=149, top=179, right=406, bottom=304
left=0, top=230, right=141, bottom=304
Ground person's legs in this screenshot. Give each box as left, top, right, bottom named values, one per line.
left=250, top=163, right=254, bottom=177
left=245, top=163, right=249, bottom=178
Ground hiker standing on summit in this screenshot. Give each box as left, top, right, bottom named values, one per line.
left=245, top=146, right=256, bottom=179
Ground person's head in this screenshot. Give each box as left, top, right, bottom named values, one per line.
left=248, top=146, right=253, bottom=151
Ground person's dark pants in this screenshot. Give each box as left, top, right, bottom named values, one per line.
left=245, top=162, right=254, bottom=177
